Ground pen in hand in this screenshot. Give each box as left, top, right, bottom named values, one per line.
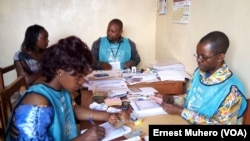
left=88, top=117, right=96, bottom=125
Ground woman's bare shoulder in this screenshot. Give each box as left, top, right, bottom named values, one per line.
left=21, top=93, right=49, bottom=106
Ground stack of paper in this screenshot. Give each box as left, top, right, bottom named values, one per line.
left=93, top=87, right=129, bottom=98
left=148, top=59, right=192, bottom=81
left=157, top=69, right=191, bottom=81
left=153, top=63, right=185, bottom=71
left=128, top=87, right=158, bottom=96
left=130, top=100, right=167, bottom=118
left=150, top=59, right=185, bottom=71
left=86, top=79, right=128, bottom=91
left=86, top=70, right=123, bottom=81
left=83, top=70, right=126, bottom=90
left=104, top=97, right=122, bottom=106
left=125, top=73, right=159, bottom=85
left=89, top=102, right=108, bottom=111
left=107, top=88, right=129, bottom=98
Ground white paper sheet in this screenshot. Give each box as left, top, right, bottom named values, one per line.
left=81, top=122, right=131, bottom=141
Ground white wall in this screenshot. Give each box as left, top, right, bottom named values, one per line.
left=156, top=0, right=250, bottom=98
left=0, top=0, right=156, bottom=84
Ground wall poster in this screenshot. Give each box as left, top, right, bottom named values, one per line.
left=158, top=0, right=167, bottom=15
left=172, top=0, right=191, bottom=24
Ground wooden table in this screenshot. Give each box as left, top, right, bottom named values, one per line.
left=138, top=114, right=188, bottom=136
left=128, top=80, right=186, bottom=95
left=79, top=84, right=188, bottom=140
left=88, top=71, right=186, bottom=95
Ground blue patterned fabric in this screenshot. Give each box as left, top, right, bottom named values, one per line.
left=12, top=105, right=53, bottom=140
left=6, top=84, right=78, bottom=141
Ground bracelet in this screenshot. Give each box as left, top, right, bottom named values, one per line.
left=88, top=112, right=96, bottom=125
left=89, top=112, right=93, bottom=119
left=72, top=101, right=76, bottom=109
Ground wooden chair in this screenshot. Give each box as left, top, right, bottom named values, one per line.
left=0, top=76, right=27, bottom=138
left=243, top=99, right=250, bottom=125
left=0, top=64, right=15, bottom=139
left=0, top=95, right=4, bottom=140
left=0, top=64, right=15, bottom=90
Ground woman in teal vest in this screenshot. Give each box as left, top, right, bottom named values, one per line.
left=159, top=31, right=247, bottom=124
left=6, top=36, right=120, bottom=140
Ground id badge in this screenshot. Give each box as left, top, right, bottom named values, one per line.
left=110, top=61, right=121, bottom=70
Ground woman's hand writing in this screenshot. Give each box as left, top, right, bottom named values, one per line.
left=76, top=125, right=105, bottom=141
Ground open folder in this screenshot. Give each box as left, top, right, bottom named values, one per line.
left=81, top=122, right=131, bottom=141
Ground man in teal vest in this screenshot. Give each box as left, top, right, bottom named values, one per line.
left=91, top=18, right=141, bottom=70
left=160, top=31, right=247, bottom=124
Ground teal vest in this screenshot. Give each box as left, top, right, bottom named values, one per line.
left=6, top=84, right=78, bottom=141
left=185, top=69, right=247, bottom=118
left=99, top=37, right=131, bottom=69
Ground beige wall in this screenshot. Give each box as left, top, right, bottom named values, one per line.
left=0, top=0, right=156, bottom=84
left=0, top=0, right=249, bottom=98
left=156, top=0, right=250, bottom=98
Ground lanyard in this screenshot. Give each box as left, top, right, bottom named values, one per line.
left=110, top=42, right=121, bottom=59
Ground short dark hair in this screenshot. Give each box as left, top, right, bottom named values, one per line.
left=21, top=24, right=47, bottom=51
left=109, top=18, right=123, bottom=30
left=199, top=31, right=230, bottom=54
left=41, top=36, right=93, bottom=82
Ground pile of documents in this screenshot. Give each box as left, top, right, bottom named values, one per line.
left=126, top=87, right=158, bottom=101
left=92, top=87, right=129, bottom=98
left=150, top=59, right=191, bottom=81
left=87, top=70, right=123, bottom=80
left=104, top=97, right=122, bottom=106
left=130, top=100, right=167, bottom=118
left=84, top=70, right=126, bottom=90
left=124, top=73, right=159, bottom=85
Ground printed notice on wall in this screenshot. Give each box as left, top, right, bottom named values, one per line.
left=158, top=0, right=167, bottom=15
left=172, top=0, right=191, bottom=24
